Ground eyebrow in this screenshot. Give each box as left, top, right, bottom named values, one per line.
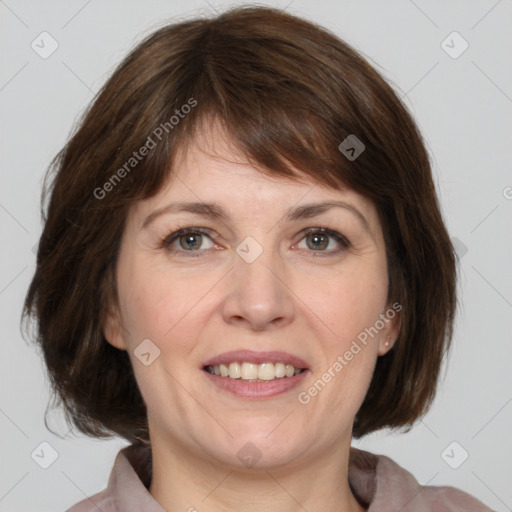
left=141, top=200, right=370, bottom=233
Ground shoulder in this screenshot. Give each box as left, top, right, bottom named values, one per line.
left=64, top=441, right=161, bottom=512
left=349, top=447, right=494, bottom=511
left=65, top=488, right=116, bottom=512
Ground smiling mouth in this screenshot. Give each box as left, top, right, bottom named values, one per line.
left=204, top=361, right=305, bottom=381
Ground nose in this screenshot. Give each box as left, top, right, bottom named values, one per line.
left=221, top=243, right=295, bottom=332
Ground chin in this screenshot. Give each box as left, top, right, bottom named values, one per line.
left=196, top=423, right=309, bottom=470
left=207, top=440, right=303, bottom=471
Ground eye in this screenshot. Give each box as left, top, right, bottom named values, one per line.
left=161, top=227, right=216, bottom=257
left=296, top=228, right=351, bottom=257
left=161, top=226, right=350, bottom=258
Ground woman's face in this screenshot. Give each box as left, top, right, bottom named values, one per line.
left=105, top=125, right=399, bottom=469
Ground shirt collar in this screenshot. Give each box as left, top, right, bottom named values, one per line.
left=105, top=441, right=489, bottom=511
left=107, top=441, right=165, bottom=512
left=107, top=442, right=381, bottom=510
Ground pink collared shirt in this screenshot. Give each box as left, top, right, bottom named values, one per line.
left=65, top=442, right=493, bottom=511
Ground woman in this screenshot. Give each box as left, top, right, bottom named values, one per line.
left=23, top=6, right=493, bottom=511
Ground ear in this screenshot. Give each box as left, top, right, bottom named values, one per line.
left=102, top=301, right=127, bottom=351
left=377, top=302, right=402, bottom=356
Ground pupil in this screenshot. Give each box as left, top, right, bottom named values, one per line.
left=183, top=233, right=201, bottom=250
left=310, top=233, right=327, bottom=250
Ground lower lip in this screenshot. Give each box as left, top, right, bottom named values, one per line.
left=203, top=369, right=309, bottom=398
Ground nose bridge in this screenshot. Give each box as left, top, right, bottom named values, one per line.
left=236, top=236, right=282, bottom=291
left=222, top=234, right=294, bottom=330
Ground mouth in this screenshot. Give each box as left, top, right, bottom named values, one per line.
left=201, top=350, right=309, bottom=398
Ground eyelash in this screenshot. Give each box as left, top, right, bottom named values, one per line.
left=160, top=226, right=351, bottom=258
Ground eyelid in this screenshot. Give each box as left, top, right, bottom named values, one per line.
left=300, top=227, right=351, bottom=248
left=161, top=226, right=215, bottom=245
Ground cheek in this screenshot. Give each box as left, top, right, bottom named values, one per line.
left=300, top=259, right=389, bottom=345
left=116, top=253, right=202, bottom=342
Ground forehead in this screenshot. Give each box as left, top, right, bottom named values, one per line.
left=129, top=121, right=380, bottom=232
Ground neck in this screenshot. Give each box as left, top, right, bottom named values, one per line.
left=148, top=433, right=367, bottom=512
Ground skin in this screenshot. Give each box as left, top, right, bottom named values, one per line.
left=104, top=121, right=400, bottom=512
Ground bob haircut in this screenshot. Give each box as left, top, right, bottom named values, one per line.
left=23, top=5, right=456, bottom=442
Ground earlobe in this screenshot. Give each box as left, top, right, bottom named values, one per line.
left=378, top=306, right=401, bottom=355
left=102, top=306, right=127, bottom=351
left=379, top=334, right=393, bottom=355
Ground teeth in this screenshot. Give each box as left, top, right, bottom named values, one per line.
left=241, top=362, right=258, bottom=380
left=205, top=362, right=304, bottom=381
left=228, top=362, right=241, bottom=379
left=275, top=362, right=285, bottom=378
left=258, top=363, right=275, bottom=381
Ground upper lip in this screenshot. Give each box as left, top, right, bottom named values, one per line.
left=202, top=350, right=309, bottom=370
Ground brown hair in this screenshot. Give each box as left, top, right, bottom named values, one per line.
left=23, top=5, right=456, bottom=441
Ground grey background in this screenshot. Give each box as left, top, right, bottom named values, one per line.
left=1, top=0, right=511, bottom=510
